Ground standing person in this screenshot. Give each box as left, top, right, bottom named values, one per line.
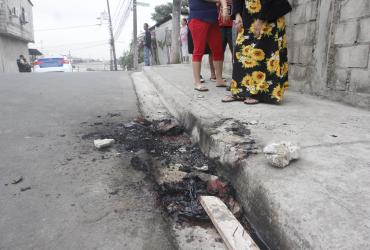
left=180, top=18, right=190, bottom=63
left=188, top=0, right=229, bottom=91
left=209, top=0, right=234, bottom=82
left=222, top=0, right=291, bottom=104
left=219, top=0, right=234, bottom=60
left=143, top=23, right=151, bottom=66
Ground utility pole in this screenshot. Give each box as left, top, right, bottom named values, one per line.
left=133, top=0, right=138, bottom=70
left=106, top=0, right=118, bottom=71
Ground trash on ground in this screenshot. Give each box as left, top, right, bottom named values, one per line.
left=207, top=177, right=231, bottom=198
left=20, top=186, right=31, bottom=192
left=156, top=119, right=184, bottom=136
left=94, top=139, right=115, bottom=149
left=156, top=168, right=188, bottom=185
left=11, top=176, right=24, bottom=185
left=134, top=117, right=152, bottom=126
left=178, top=147, right=187, bottom=153
left=263, top=141, right=300, bottom=168
left=194, top=165, right=209, bottom=172
left=200, top=196, right=260, bottom=250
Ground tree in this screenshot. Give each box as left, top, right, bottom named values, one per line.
left=151, top=1, right=189, bottom=23
left=151, top=3, right=173, bottom=23
left=170, top=0, right=181, bottom=64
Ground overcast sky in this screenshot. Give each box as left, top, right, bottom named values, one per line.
left=30, top=0, right=168, bottom=60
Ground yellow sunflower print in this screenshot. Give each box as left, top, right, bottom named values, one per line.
left=251, top=48, right=265, bottom=61
left=236, top=29, right=245, bottom=45
left=245, top=0, right=262, bottom=14
left=241, top=75, right=254, bottom=87
left=272, top=85, right=283, bottom=102
left=252, top=71, right=266, bottom=84
left=257, top=82, right=269, bottom=92
left=277, top=17, right=285, bottom=30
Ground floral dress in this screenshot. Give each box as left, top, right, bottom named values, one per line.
left=231, top=0, right=289, bottom=103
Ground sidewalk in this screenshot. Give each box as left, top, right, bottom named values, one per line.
left=134, top=64, right=370, bottom=249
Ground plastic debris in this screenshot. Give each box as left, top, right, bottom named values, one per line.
left=94, top=139, right=115, bottom=149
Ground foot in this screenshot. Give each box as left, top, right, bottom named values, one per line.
left=194, top=84, right=209, bottom=92
left=210, top=77, right=227, bottom=83
left=200, top=75, right=205, bottom=83
left=222, top=95, right=243, bottom=102
left=244, top=97, right=259, bottom=105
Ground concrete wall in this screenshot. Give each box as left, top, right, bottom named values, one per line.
left=286, top=0, right=370, bottom=109
left=0, top=0, right=34, bottom=42
left=152, top=20, right=173, bottom=65
left=0, top=35, right=28, bottom=72
left=0, top=0, right=34, bottom=73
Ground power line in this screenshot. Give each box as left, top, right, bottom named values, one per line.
left=35, top=24, right=101, bottom=32
left=40, top=40, right=107, bottom=49
left=113, top=0, right=132, bottom=40
left=112, top=0, right=126, bottom=27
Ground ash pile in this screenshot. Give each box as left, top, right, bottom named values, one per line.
left=125, top=117, right=242, bottom=222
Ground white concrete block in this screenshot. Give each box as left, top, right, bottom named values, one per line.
left=335, top=45, right=370, bottom=68
left=334, top=21, right=358, bottom=45
left=340, top=0, right=370, bottom=21
left=359, top=18, right=370, bottom=43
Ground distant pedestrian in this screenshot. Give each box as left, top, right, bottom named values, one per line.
left=143, top=23, right=151, bottom=66
left=188, top=0, right=230, bottom=91
left=180, top=18, right=189, bottom=63
left=17, top=55, right=31, bottom=72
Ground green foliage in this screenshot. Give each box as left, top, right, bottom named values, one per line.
left=151, top=1, right=189, bottom=23
left=120, top=50, right=133, bottom=69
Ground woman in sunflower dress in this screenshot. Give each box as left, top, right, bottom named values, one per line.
left=223, top=0, right=289, bottom=104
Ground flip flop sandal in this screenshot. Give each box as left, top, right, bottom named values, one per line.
left=222, top=95, right=244, bottom=102
left=194, top=85, right=209, bottom=92
left=244, top=98, right=259, bottom=105
left=216, top=84, right=228, bottom=88
left=210, top=77, right=227, bottom=83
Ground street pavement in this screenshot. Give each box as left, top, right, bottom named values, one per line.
left=0, top=72, right=175, bottom=250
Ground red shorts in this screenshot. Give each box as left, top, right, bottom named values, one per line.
left=188, top=19, right=223, bottom=62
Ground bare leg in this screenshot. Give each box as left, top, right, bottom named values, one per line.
left=213, top=60, right=226, bottom=87
left=192, top=61, right=202, bottom=85
left=209, top=54, right=216, bottom=79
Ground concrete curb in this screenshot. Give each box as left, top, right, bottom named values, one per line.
left=134, top=65, right=370, bottom=250
left=139, top=66, right=292, bottom=249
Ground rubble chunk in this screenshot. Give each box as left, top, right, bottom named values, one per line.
left=94, top=139, right=115, bottom=149
left=263, top=141, right=300, bottom=168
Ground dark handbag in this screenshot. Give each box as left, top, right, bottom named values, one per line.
left=264, top=0, right=292, bottom=21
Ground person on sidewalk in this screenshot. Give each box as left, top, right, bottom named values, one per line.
left=180, top=18, right=190, bottom=63
left=188, top=0, right=230, bottom=91
left=143, top=23, right=151, bottom=66
left=222, top=0, right=291, bottom=104
left=209, top=0, right=234, bottom=83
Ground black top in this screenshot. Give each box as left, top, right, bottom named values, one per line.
left=232, top=0, right=291, bottom=22
left=144, top=30, right=151, bottom=48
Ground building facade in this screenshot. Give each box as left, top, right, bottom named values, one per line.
left=0, top=0, right=34, bottom=73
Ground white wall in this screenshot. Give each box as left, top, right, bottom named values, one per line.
left=0, top=35, right=28, bottom=72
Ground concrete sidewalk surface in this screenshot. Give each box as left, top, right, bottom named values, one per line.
left=133, top=64, right=370, bottom=250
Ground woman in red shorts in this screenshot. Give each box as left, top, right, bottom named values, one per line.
left=188, top=0, right=229, bottom=91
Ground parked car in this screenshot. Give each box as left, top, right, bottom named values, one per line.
left=33, top=56, right=73, bottom=73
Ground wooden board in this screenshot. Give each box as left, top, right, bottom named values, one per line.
left=200, top=196, right=260, bottom=250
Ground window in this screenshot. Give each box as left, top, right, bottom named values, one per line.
left=21, top=7, right=26, bottom=23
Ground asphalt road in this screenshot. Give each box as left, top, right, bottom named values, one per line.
left=0, top=72, right=175, bottom=250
